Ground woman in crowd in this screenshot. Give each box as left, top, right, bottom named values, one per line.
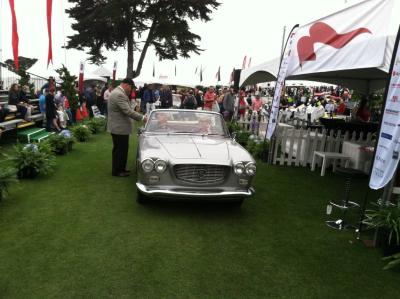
left=203, top=86, right=217, bottom=111
left=251, top=92, right=263, bottom=112
left=355, top=97, right=371, bottom=122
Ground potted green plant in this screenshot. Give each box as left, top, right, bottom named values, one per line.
left=0, top=163, right=18, bottom=202
left=363, top=201, right=400, bottom=256
left=71, top=125, right=91, bottom=142
left=13, top=143, right=56, bottom=179
left=48, top=134, right=69, bottom=155
left=86, top=117, right=106, bottom=134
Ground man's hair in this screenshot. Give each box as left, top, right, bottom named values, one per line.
left=121, top=78, right=135, bottom=87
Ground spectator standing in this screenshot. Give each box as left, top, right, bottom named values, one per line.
left=39, top=89, right=48, bottom=126
left=203, top=86, right=217, bottom=111
left=103, top=85, right=113, bottom=116
left=45, top=88, right=61, bottom=132
left=160, top=86, right=173, bottom=108
left=107, top=78, right=147, bottom=177
left=182, top=90, right=197, bottom=109
left=223, top=87, right=235, bottom=121
left=252, top=92, right=263, bottom=112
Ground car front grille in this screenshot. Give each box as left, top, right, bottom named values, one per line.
left=174, top=164, right=227, bottom=184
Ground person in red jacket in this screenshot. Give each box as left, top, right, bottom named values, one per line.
left=203, top=86, right=217, bottom=111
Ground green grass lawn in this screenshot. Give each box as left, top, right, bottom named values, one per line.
left=0, top=131, right=399, bottom=298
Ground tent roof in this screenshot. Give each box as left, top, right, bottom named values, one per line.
left=92, top=66, right=112, bottom=77
left=239, top=58, right=279, bottom=87
left=240, top=36, right=394, bottom=93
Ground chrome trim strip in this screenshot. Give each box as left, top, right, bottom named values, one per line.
left=136, top=183, right=254, bottom=197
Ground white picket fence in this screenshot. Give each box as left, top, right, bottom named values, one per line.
left=273, top=128, right=373, bottom=167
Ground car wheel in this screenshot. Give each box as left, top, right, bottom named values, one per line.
left=136, top=189, right=149, bottom=204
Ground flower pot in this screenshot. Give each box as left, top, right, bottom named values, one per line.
left=17, top=167, right=39, bottom=179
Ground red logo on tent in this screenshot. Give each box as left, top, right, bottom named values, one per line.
left=297, top=22, right=371, bottom=66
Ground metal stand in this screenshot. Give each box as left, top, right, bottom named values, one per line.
left=326, top=168, right=364, bottom=230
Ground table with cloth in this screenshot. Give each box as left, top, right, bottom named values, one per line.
left=341, top=140, right=374, bottom=173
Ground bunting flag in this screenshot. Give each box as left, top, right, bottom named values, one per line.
left=112, top=61, right=117, bottom=85
left=152, top=63, right=155, bottom=77
left=248, top=57, right=252, bottom=68
left=242, top=56, right=247, bottom=69
left=8, top=0, right=19, bottom=70
left=195, top=66, right=198, bottom=74
left=46, top=0, right=53, bottom=67
left=215, top=66, right=221, bottom=81
left=200, top=66, right=203, bottom=82
left=78, top=61, right=84, bottom=94
left=369, top=25, right=400, bottom=189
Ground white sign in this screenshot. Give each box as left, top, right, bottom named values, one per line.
left=369, top=42, right=400, bottom=189
left=266, top=29, right=298, bottom=140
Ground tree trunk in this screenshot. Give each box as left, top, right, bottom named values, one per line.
left=134, top=20, right=156, bottom=79
left=126, top=27, right=134, bottom=79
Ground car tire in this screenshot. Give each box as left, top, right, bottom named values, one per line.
left=136, top=190, right=149, bottom=204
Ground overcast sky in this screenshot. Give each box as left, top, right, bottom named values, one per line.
left=0, top=0, right=399, bottom=84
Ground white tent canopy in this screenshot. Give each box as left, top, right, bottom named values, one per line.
left=92, top=66, right=112, bottom=78
left=239, top=58, right=280, bottom=87
left=240, top=36, right=394, bottom=93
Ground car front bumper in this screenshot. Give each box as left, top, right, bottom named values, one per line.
left=136, top=183, right=254, bottom=199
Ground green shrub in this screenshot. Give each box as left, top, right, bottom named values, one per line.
left=235, top=130, right=251, bottom=146
left=86, top=118, right=106, bottom=134
left=363, top=202, right=400, bottom=246
left=246, top=137, right=268, bottom=160
left=71, top=125, right=92, bottom=142
left=13, top=143, right=56, bottom=179
left=0, top=164, right=18, bottom=201
left=47, top=134, right=70, bottom=154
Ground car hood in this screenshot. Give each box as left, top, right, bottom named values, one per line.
left=139, top=134, right=254, bottom=165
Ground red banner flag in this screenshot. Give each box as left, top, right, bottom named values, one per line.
left=242, top=56, right=247, bottom=69
left=8, top=0, right=19, bottom=70
left=112, top=61, right=117, bottom=85
left=78, top=62, right=85, bottom=94
left=47, top=0, right=53, bottom=67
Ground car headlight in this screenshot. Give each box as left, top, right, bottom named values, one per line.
left=245, top=162, right=257, bottom=176
left=142, top=159, right=154, bottom=173
left=154, top=159, right=167, bottom=173
left=234, top=163, right=245, bottom=175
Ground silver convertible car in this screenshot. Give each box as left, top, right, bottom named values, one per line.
left=135, top=109, right=256, bottom=205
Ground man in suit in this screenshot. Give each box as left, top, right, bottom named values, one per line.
left=107, top=78, right=147, bottom=177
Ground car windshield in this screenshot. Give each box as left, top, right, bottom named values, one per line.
left=145, top=110, right=228, bottom=136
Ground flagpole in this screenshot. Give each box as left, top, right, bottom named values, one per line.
left=280, top=26, right=287, bottom=60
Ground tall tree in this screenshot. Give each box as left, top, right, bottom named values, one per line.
left=66, top=0, right=220, bottom=78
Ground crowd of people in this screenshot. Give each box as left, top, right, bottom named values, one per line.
left=135, top=84, right=266, bottom=123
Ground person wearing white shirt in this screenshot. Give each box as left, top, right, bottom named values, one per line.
left=103, top=85, right=113, bottom=115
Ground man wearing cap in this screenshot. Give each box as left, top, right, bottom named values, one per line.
left=108, top=78, right=147, bottom=177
